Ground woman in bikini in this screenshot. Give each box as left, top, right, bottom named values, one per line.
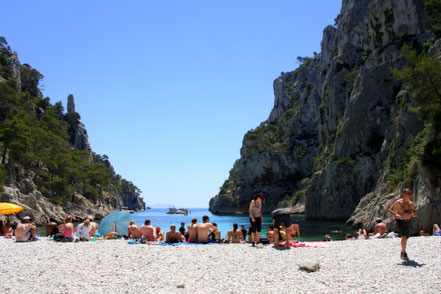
left=226, top=223, right=244, bottom=244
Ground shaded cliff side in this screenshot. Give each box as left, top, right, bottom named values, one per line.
left=209, top=0, right=441, bottom=234
left=0, top=40, right=145, bottom=224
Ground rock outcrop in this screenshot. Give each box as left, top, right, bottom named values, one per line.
left=210, top=0, right=441, bottom=235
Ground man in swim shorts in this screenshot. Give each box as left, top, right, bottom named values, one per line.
left=272, top=208, right=291, bottom=247
left=388, top=188, right=418, bottom=261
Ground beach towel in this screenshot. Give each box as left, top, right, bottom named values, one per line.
left=154, top=242, right=181, bottom=246
left=279, top=241, right=328, bottom=248
left=183, top=241, right=215, bottom=245
left=127, top=239, right=141, bottom=244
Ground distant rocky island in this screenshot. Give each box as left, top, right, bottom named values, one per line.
left=209, top=0, right=441, bottom=235
left=0, top=39, right=145, bottom=224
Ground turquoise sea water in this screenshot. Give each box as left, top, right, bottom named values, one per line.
left=131, top=208, right=356, bottom=241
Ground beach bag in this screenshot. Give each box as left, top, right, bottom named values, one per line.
left=53, top=233, right=63, bottom=242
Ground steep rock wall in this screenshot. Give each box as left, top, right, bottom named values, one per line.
left=210, top=0, right=439, bottom=235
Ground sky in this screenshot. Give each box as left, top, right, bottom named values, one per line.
left=1, top=1, right=342, bottom=207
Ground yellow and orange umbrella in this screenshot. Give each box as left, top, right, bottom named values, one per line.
left=0, top=202, right=23, bottom=215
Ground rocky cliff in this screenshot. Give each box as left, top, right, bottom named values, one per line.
left=209, top=0, right=441, bottom=234
left=0, top=40, right=145, bottom=225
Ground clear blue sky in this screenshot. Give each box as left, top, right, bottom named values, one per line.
left=1, top=1, right=341, bottom=207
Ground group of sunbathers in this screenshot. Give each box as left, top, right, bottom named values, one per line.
left=127, top=215, right=248, bottom=244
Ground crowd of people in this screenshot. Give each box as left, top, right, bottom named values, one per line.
left=1, top=190, right=440, bottom=254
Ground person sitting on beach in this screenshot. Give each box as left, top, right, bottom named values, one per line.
left=59, top=217, right=74, bottom=241
left=356, top=229, right=368, bottom=240
left=323, top=234, right=333, bottom=242
left=0, top=219, right=12, bottom=236
left=45, top=217, right=59, bottom=236
left=179, top=222, right=186, bottom=236
left=165, top=224, right=185, bottom=243
left=420, top=230, right=429, bottom=236
left=433, top=224, right=441, bottom=236
left=140, top=219, right=156, bottom=241
left=15, top=216, right=36, bottom=242
left=226, top=223, right=245, bottom=244
left=370, top=218, right=388, bottom=238
left=156, top=227, right=164, bottom=241
left=287, top=220, right=300, bottom=243
left=345, top=234, right=353, bottom=240
left=240, top=224, right=248, bottom=242
left=209, top=223, right=221, bottom=242
left=272, top=208, right=291, bottom=247
left=105, top=232, right=119, bottom=239
left=197, top=215, right=214, bottom=243
left=76, top=219, right=93, bottom=241
left=266, top=225, right=275, bottom=243
left=128, top=221, right=142, bottom=239
left=88, top=216, right=99, bottom=238
left=187, top=218, right=198, bottom=243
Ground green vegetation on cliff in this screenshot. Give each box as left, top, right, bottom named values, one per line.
left=0, top=42, right=140, bottom=205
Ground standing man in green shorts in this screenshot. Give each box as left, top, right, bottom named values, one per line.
left=388, top=188, right=418, bottom=261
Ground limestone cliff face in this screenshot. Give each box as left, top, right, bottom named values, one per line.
left=210, top=0, right=440, bottom=234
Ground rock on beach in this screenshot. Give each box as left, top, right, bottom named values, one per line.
left=0, top=237, right=440, bottom=293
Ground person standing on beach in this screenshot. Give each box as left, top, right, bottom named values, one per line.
left=388, top=188, right=418, bottom=261
left=197, top=215, right=214, bottom=243
left=249, top=192, right=264, bottom=246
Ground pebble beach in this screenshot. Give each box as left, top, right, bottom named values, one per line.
left=0, top=236, right=439, bottom=294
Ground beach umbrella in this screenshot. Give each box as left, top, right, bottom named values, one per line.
left=0, top=203, right=23, bottom=215
left=97, top=211, right=132, bottom=236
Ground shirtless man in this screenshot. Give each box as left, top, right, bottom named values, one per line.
left=88, top=216, right=99, bottom=238
left=371, top=218, right=388, bottom=238
left=287, top=220, right=300, bottom=243
left=165, top=224, right=185, bottom=243
left=388, top=188, right=418, bottom=261
left=128, top=221, right=142, bottom=239
left=140, top=219, right=156, bottom=241
left=226, top=223, right=245, bottom=243
left=197, top=215, right=214, bottom=243
left=15, top=216, right=36, bottom=242
left=187, top=218, right=198, bottom=243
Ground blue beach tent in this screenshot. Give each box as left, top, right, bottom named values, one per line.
left=97, top=211, right=132, bottom=237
